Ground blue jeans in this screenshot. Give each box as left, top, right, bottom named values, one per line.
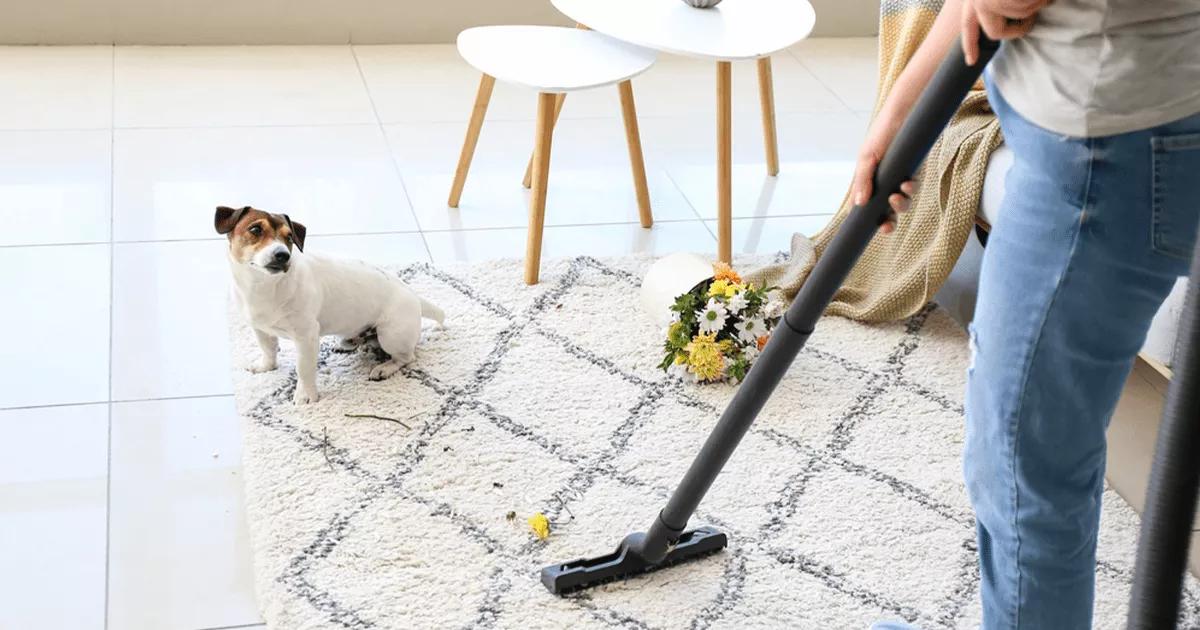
left=964, top=77, right=1200, bottom=628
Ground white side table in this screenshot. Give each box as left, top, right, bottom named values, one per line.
left=552, top=0, right=817, bottom=263
left=448, top=25, right=657, bottom=284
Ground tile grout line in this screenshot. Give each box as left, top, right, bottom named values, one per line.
left=662, top=168, right=719, bottom=241
left=0, top=215, right=835, bottom=250
left=0, top=122, right=379, bottom=133
left=1, top=399, right=113, bottom=412
left=192, top=623, right=266, bottom=630
left=0, top=388, right=236, bottom=412
left=104, top=41, right=116, bottom=630
left=349, top=44, right=435, bottom=263
left=0, top=109, right=856, bottom=134
left=785, top=46, right=860, bottom=116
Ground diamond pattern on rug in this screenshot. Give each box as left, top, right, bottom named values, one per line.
left=612, top=399, right=802, bottom=538
left=474, top=326, right=648, bottom=461
left=714, top=549, right=894, bottom=629
left=301, top=493, right=498, bottom=630
left=405, top=410, right=580, bottom=549
left=775, top=466, right=972, bottom=622
left=228, top=255, right=1200, bottom=630
left=841, top=385, right=970, bottom=512
left=900, top=309, right=971, bottom=409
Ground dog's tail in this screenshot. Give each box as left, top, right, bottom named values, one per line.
left=420, top=297, right=445, bottom=326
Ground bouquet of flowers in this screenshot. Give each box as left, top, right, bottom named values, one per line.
left=658, top=262, right=783, bottom=384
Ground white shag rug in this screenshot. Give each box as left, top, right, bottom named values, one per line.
left=228, top=255, right=1200, bottom=630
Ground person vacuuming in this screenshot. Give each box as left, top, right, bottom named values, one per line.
left=869, top=0, right=1200, bottom=627
left=545, top=0, right=1200, bottom=627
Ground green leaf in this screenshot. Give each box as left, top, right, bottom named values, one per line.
left=658, top=352, right=676, bottom=372
left=727, top=354, right=748, bottom=382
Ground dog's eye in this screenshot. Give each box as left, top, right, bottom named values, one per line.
left=248, top=225, right=262, bottom=236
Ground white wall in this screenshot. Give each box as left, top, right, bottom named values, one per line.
left=0, top=0, right=878, bottom=44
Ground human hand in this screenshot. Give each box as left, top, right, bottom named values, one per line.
left=961, top=0, right=1047, bottom=65
left=851, top=137, right=917, bottom=234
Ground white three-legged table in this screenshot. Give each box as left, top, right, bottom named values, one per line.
left=552, top=0, right=816, bottom=263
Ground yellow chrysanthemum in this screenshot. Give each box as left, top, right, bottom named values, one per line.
left=708, top=279, right=730, bottom=299
left=723, top=283, right=740, bottom=299
left=712, top=262, right=743, bottom=284
left=528, top=513, right=551, bottom=540
left=685, top=333, right=726, bottom=381
left=674, top=353, right=688, bottom=365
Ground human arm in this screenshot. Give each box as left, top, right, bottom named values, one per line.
left=851, top=0, right=964, bottom=232
left=853, top=0, right=1046, bottom=232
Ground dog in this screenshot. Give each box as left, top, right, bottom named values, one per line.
left=216, top=206, right=444, bottom=404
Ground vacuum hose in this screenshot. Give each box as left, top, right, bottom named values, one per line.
left=631, top=33, right=1001, bottom=564
left=1127, top=234, right=1200, bottom=628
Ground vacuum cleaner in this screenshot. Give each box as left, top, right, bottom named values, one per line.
left=1126, top=236, right=1200, bottom=624
left=541, top=33, right=1003, bottom=595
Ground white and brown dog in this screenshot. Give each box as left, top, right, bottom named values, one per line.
left=216, top=206, right=444, bottom=404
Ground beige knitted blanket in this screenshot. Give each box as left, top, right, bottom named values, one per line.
left=745, top=0, right=1003, bottom=322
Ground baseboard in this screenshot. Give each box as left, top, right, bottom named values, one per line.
left=0, top=0, right=879, bottom=45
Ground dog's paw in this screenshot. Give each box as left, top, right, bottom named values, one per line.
left=293, top=388, right=320, bottom=405
left=247, top=358, right=278, bottom=374
left=369, top=361, right=401, bottom=381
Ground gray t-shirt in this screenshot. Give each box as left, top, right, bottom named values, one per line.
left=990, top=0, right=1200, bottom=137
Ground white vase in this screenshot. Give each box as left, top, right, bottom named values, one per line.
left=640, top=252, right=715, bottom=327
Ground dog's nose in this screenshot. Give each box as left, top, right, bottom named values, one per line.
left=273, top=251, right=290, bottom=264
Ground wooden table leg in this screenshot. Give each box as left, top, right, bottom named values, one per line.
left=757, top=56, right=780, bottom=177
left=523, top=93, right=566, bottom=188
left=716, top=61, right=733, bottom=264
left=618, top=80, right=653, bottom=229
left=526, top=92, right=557, bottom=285
left=448, top=73, right=495, bottom=208
left=521, top=24, right=586, bottom=189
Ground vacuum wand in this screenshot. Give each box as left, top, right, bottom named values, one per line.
left=541, top=33, right=1001, bottom=595
left=1126, top=230, right=1200, bottom=628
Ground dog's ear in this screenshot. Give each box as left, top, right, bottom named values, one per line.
left=215, top=206, right=249, bottom=235
left=283, top=214, right=307, bottom=252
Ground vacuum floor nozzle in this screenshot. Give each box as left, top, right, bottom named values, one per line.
left=540, top=526, right=728, bottom=595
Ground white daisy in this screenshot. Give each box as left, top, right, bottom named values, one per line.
left=735, top=317, right=766, bottom=344
left=696, top=299, right=728, bottom=334
left=726, top=292, right=748, bottom=314
left=742, top=344, right=761, bottom=364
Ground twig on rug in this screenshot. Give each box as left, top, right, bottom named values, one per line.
left=343, top=410, right=428, bottom=430
left=321, top=426, right=333, bottom=471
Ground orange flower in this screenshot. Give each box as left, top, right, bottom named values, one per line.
left=712, top=261, right=742, bottom=285
left=757, top=335, right=769, bottom=351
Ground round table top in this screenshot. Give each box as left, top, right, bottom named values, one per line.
left=551, top=0, right=816, bottom=61
left=456, top=26, right=657, bottom=93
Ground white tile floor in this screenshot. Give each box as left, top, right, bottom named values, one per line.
left=0, top=38, right=877, bottom=630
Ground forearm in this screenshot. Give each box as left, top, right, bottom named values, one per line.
left=869, top=0, right=963, bottom=144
